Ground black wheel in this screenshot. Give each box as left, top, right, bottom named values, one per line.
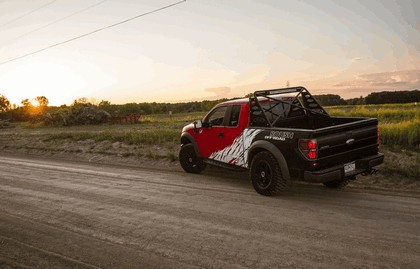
left=323, top=177, right=353, bottom=189
left=179, top=144, right=206, bottom=174
left=250, top=151, right=287, bottom=196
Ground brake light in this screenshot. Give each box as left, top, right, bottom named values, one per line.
left=299, top=139, right=318, bottom=159
left=308, top=151, right=317, bottom=159
left=307, top=140, right=317, bottom=149
left=377, top=128, right=380, bottom=145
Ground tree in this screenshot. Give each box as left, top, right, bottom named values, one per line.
left=313, top=94, right=346, bottom=106
left=365, top=90, right=420, bottom=104
left=345, top=96, right=365, bottom=105
left=72, top=97, right=89, bottom=106
left=19, top=98, right=35, bottom=120
left=0, top=94, right=11, bottom=113
left=21, top=98, right=32, bottom=107
left=99, top=100, right=111, bottom=106
left=35, top=96, right=49, bottom=107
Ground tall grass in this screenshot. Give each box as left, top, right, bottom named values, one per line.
left=379, top=120, right=419, bottom=149
left=41, top=104, right=419, bottom=149
left=139, top=112, right=205, bottom=124
left=326, top=103, right=419, bottom=149
left=44, top=129, right=180, bottom=145
left=40, top=112, right=203, bottom=146
left=4, top=105, right=419, bottom=178
left=326, top=104, right=419, bottom=123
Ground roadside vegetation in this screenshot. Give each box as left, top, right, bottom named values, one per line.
left=327, top=103, right=420, bottom=178
left=1, top=91, right=419, bottom=179
left=326, top=103, right=419, bottom=149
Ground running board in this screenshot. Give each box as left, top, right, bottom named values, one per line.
left=204, top=159, right=247, bottom=171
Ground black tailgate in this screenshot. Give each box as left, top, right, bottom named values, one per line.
left=314, top=118, right=379, bottom=168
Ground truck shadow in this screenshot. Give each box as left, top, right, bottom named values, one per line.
left=200, top=165, right=367, bottom=200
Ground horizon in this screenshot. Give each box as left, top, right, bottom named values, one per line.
left=5, top=88, right=419, bottom=108
left=0, top=0, right=419, bottom=106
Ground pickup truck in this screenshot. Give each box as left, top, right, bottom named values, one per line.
left=179, top=87, right=384, bottom=196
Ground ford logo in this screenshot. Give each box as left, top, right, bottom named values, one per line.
left=346, top=138, right=355, bottom=145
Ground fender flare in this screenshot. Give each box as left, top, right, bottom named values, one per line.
left=248, top=140, right=291, bottom=180
left=180, top=132, right=201, bottom=157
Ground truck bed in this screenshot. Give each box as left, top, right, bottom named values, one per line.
left=272, top=116, right=380, bottom=178
left=272, top=115, right=369, bottom=130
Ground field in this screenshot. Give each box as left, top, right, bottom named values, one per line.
left=326, top=103, right=419, bottom=178
left=326, top=103, right=419, bottom=149
left=0, top=104, right=418, bottom=178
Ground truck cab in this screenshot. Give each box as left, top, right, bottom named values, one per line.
left=182, top=99, right=248, bottom=164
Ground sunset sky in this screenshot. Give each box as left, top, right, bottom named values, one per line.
left=0, top=0, right=419, bottom=106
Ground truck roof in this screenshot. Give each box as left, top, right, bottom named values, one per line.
left=218, top=98, right=249, bottom=106
left=217, top=95, right=297, bottom=107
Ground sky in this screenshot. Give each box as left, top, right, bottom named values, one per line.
left=0, top=0, right=419, bottom=106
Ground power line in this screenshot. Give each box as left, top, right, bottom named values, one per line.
left=0, top=0, right=186, bottom=66
left=1, top=0, right=109, bottom=47
left=0, top=0, right=58, bottom=29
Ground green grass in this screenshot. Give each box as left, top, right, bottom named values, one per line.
left=21, top=104, right=420, bottom=150
left=380, top=146, right=419, bottom=178
left=44, top=129, right=180, bottom=145
left=379, top=120, right=419, bottom=148
left=4, top=106, right=419, bottom=178
left=139, top=112, right=205, bottom=124
left=326, top=103, right=419, bottom=149
left=326, top=103, right=419, bottom=123
left=14, top=111, right=205, bottom=146
left=38, top=112, right=205, bottom=146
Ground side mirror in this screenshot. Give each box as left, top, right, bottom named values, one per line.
left=193, top=120, right=203, bottom=132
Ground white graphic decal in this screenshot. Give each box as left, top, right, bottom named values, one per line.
left=264, top=131, right=294, bottom=141
left=209, top=128, right=262, bottom=167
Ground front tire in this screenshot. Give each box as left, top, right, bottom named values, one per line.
left=250, top=151, right=287, bottom=196
left=179, top=144, right=205, bottom=174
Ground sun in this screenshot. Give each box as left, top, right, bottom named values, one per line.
left=0, top=60, right=88, bottom=106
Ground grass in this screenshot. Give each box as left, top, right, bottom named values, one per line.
left=139, top=111, right=205, bottom=124
left=326, top=103, right=419, bottom=149
left=379, top=120, right=419, bottom=149
left=10, top=103, right=420, bottom=151
left=13, top=112, right=206, bottom=146
left=326, top=103, right=419, bottom=123
left=379, top=146, right=419, bottom=178
left=2, top=104, right=418, bottom=179
left=43, top=129, right=180, bottom=145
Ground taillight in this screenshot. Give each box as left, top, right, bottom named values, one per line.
left=307, top=140, right=317, bottom=149
left=377, top=128, right=380, bottom=145
left=307, top=151, right=317, bottom=159
left=299, top=139, right=318, bottom=159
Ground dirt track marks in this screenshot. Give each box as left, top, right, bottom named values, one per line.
left=0, top=156, right=419, bottom=268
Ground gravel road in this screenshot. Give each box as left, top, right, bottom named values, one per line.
left=0, top=155, right=419, bottom=269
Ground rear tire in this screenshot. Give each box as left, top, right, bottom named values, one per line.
left=179, top=144, right=206, bottom=174
left=250, top=151, right=287, bottom=196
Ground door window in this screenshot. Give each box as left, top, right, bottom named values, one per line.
left=228, top=105, right=241, bottom=126
left=207, top=106, right=227, bottom=126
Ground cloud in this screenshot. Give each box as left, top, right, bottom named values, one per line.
left=334, top=69, right=420, bottom=90
left=351, top=57, right=363, bottom=63
left=204, top=87, right=232, bottom=99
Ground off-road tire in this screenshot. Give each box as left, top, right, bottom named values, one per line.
left=323, top=177, right=353, bottom=189
left=179, top=144, right=206, bottom=174
left=250, top=151, right=287, bottom=196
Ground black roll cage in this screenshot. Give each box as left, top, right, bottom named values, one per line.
left=249, top=86, right=330, bottom=127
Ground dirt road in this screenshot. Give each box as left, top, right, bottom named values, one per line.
left=0, top=155, right=419, bottom=269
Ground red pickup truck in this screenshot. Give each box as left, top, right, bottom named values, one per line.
left=179, top=87, right=384, bottom=196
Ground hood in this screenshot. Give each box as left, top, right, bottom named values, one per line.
left=182, top=122, right=195, bottom=133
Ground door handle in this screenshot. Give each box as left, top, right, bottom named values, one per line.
left=218, top=132, right=224, bottom=138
